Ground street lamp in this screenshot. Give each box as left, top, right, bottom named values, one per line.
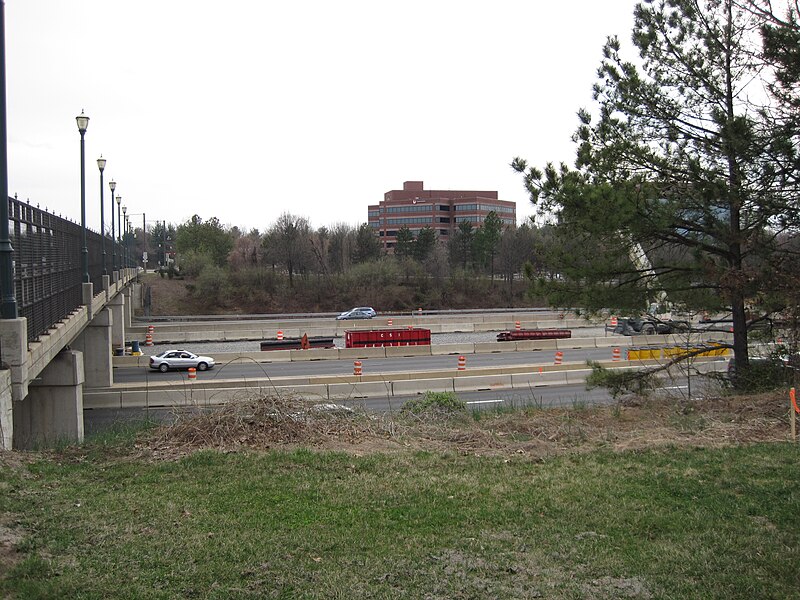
left=97, top=155, right=106, bottom=276
left=109, top=180, right=116, bottom=271
left=76, top=110, right=89, bottom=283
left=0, top=2, right=17, bottom=318
left=116, top=196, right=122, bottom=268
left=121, top=204, right=127, bottom=268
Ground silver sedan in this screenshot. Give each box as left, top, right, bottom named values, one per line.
left=149, top=350, right=216, bottom=372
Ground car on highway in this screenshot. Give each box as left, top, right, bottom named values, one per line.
left=336, top=307, right=376, bottom=320
left=149, top=350, right=215, bottom=372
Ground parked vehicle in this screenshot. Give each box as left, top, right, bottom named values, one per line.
left=149, top=350, right=215, bottom=372
left=336, top=307, right=376, bottom=320
left=613, top=317, right=690, bottom=336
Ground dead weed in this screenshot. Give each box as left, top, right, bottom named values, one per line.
left=130, top=390, right=794, bottom=461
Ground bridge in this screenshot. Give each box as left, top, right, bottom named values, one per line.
left=0, top=196, right=140, bottom=450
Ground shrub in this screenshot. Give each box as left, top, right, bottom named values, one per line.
left=400, top=391, right=466, bottom=418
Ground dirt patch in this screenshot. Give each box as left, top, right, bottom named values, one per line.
left=128, top=390, right=793, bottom=461
left=0, top=516, right=25, bottom=579
left=138, top=272, right=207, bottom=317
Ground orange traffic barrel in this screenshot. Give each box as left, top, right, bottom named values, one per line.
left=188, top=367, right=196, bottom=380
left=457, top=355, right=466, bottom=371
left=554, top=351, right=563, bottom=365
left=353, top=360, right=362, bottom=376
left=145, top=333, right=153, bottom=346
left=277, top=330, right=284, bottom=340
left=612, top=347, right=621, bottom=361
left=388, top=319, right=393, bottom=327
left=515, top=321, right=521, bottom=330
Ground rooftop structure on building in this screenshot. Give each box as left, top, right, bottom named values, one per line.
left=368, top=181, right=516, bottom=251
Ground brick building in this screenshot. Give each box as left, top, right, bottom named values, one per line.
left=368, top=181, right=516, bottom=251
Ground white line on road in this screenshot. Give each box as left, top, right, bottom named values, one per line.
left=466, top=399, right=505, bottom=405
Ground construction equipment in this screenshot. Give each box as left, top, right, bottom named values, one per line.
left=614, top=240, right=691, bottom=336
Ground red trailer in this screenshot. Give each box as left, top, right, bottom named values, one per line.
left=496, top=329, right=572, bottom=342
left=345, top=328, right=431, bottom=348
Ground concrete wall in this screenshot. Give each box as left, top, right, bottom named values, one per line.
left=0, top=369, right=11, bottom=450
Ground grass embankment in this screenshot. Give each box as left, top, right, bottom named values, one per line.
left=1, top=394, right=799, bottom=599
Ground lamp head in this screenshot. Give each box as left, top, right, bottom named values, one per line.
left=76, top=110, right=89, bottom=134
left=109, top=179, right=116, bottom=192
left=116, top=195, right=121, bottom=206
left=97, top=156, right=106, bottom=172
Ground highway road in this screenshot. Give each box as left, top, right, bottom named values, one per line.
left=113, top=346, right=665, bottom=384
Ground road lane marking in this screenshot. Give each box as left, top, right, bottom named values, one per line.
left=466, top=399, right=504, bottom=405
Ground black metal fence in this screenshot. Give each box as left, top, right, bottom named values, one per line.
left=7, top=197, right=123, bottom=343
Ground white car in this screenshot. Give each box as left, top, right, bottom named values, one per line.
left=149, top=350, right=215, bottom=372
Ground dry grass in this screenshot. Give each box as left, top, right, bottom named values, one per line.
left=132, top=390, right=793, bottom=461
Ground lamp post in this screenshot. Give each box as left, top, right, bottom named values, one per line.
left=97, top=155, right=106, bottom=276
left=116, top=195, right=122, bottom=269
left=76, top=110, right=89, bottom=283
left=114, top=196, right=122, bottom=270
left=127, top=212, right=147, bottom=271
left=121, top=204, right=127, bottom=268
left=109, top=180, right=116, bottom=271
left=0, top=1, right=17, bottom=318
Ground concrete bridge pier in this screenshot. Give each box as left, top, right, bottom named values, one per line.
left=110, top=292, right=126, bottom=353
left=14, top=349, right=84, bottom=450
left=123, top=287, right=133, bottom=331
left=74, top=308, right=113, bottom=388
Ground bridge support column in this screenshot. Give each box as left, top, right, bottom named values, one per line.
left=15, top=349, right=84, bottom=450
left=109, top=293, right=126, bottom=353
left=123, top=287, right=133, bottom=331
left=130, top=282, right=143, bottom=313
left=74, top=308, right=113, bottom=388
left=0, top=317, right=22, bottom=448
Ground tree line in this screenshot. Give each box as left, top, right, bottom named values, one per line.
left=128, top=213, right=556, bottom=313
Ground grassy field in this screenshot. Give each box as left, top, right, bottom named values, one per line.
left=1, top=396, right=800, bottom=599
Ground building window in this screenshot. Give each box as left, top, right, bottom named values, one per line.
left=387, top=217, right=433, bottom=225
left=386, top=205, right=433, bottom=214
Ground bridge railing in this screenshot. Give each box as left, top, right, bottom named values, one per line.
left=8, top=197, right=123, bottom=343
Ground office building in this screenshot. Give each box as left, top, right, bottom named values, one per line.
left=368, top=181, right=516, bottom=251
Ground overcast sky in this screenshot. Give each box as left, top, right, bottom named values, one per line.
left=5, top=1, right=637, bottom=234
